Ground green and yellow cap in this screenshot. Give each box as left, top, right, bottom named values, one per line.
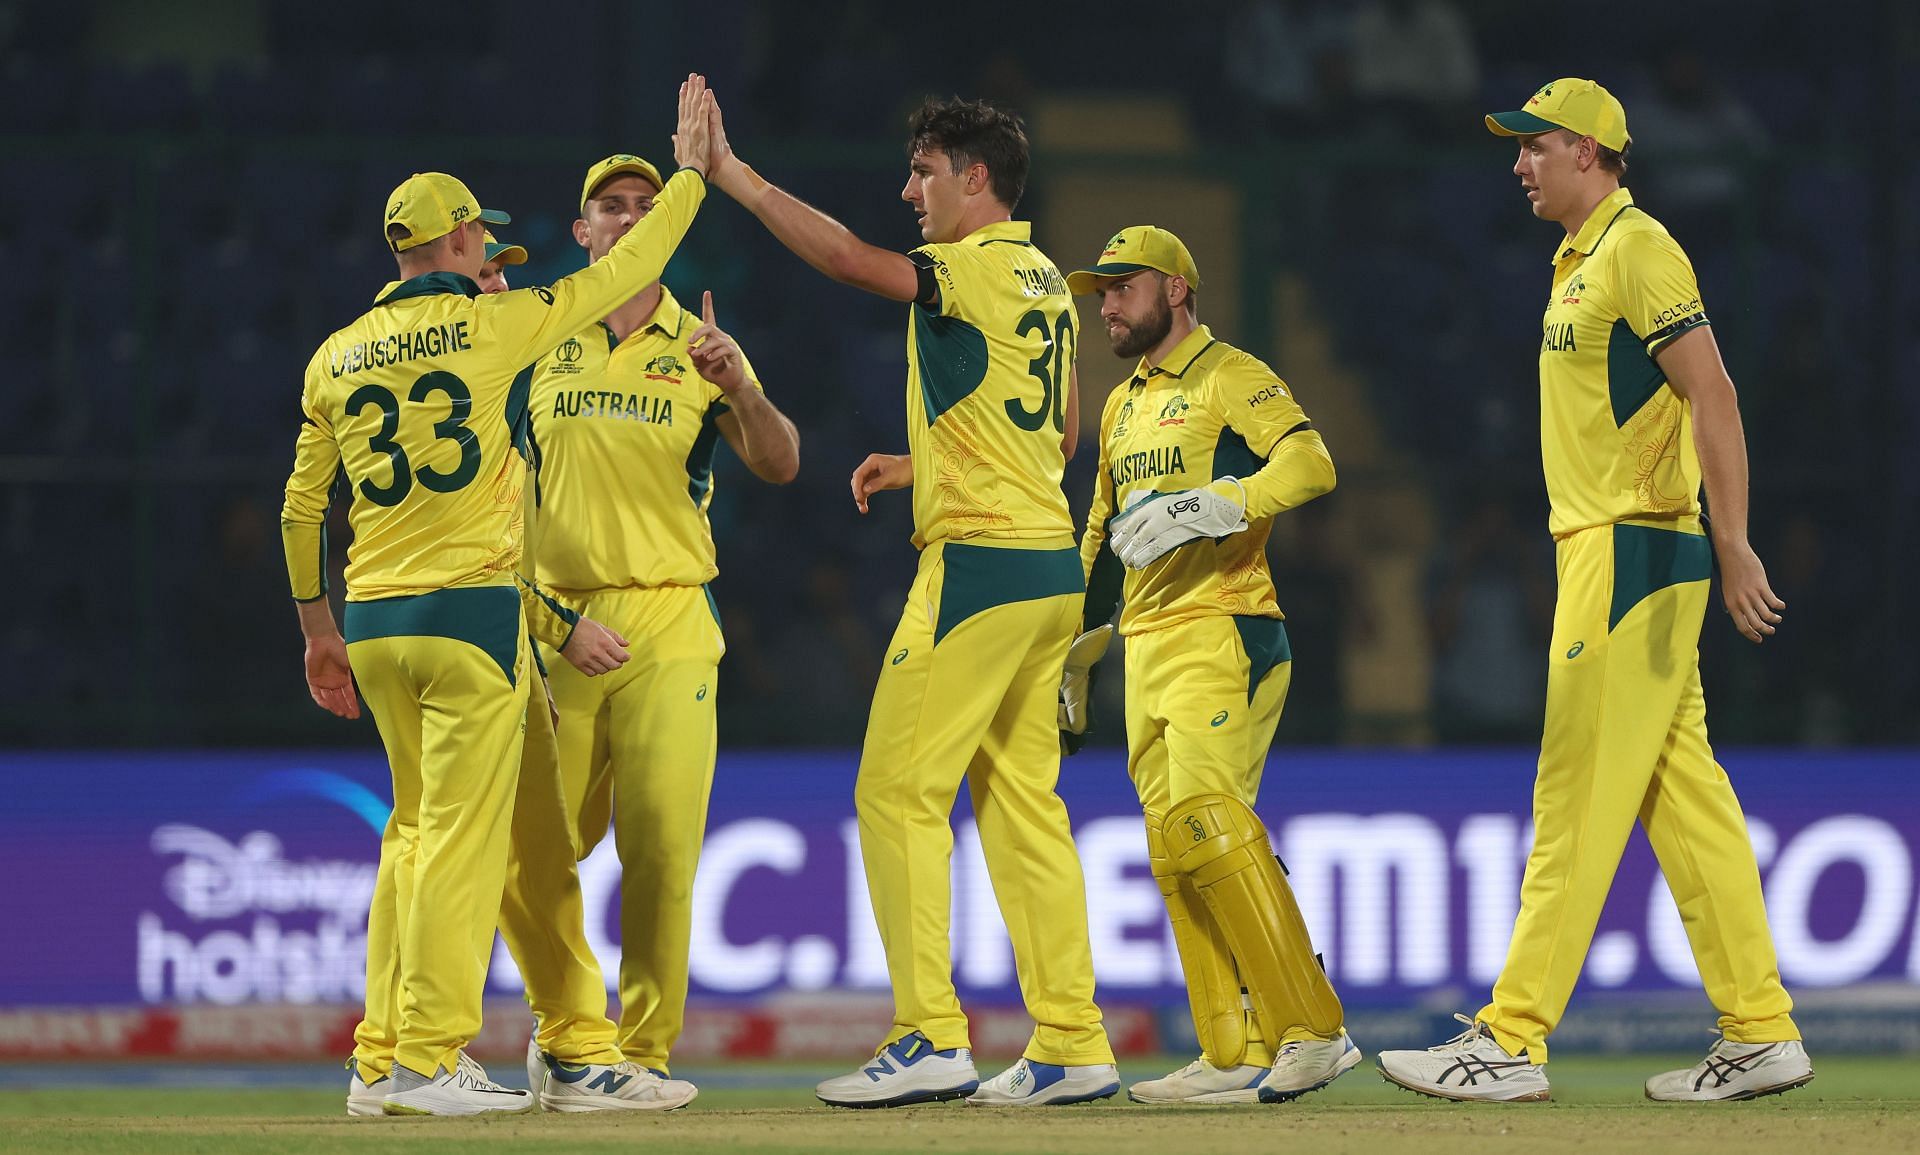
left=1485, top=78, right=1631, bottom=151
left=383, top=172, right=509, bottom=252
left=580, top=153, right=665, bottom=212
left=482, top=230, right=527, bottom=266
left=1065, top=225, right=1202, bottom=296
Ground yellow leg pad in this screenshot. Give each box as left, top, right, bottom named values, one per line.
left=1164, top=793, right=1343, bottom=1040
left=1146, top=810, right=1247, bottom=1069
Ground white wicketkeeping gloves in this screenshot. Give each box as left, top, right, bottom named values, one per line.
left=1057, top=623, right=1114, bottom=754
left=1107, top=478, right=1248, bottom=569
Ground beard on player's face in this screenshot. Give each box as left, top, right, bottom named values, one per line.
left=1109, top=290, right=1173, bottom=359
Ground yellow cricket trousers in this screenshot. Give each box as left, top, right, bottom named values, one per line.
left=1126, top=614, right=1298, bottom=1061
left=1481, top=520, right=1799, bottom=1062
left=345, top=585, right=530, bottom=1079
left=543, top=582, right=723, bottom=1073
left=354, top=660, right=624, bottom=1079
left=854, top=538, right=1114, bottom=1066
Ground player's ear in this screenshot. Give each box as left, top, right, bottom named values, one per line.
left=572, top=217, right=591, bottom=250
left=965, top=161, right=988, bottom=195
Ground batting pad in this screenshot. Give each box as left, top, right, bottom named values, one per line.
left=1164, top=793, right=1344, bottom=1041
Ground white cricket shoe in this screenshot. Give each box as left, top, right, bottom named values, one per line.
left=382, top=1051, right=535, bottom=1116
left=967, top=1058, right=1120, bottom=1106
left=1128, top=1057, right=1268, bottom=1104
left=1258, top=1031, right=1363, bottom=1102
left=1376, top=1015, right=1549, bottom=1102
left=1644, top=1037, right=1814, bottom=1101
left=345, top=1058, right=387, bottom=1117
left=816, top=1031, right=979, bottom=1108
left=524, top=1034, right=546, bottom=1108
left=538, top=1052, right=699, bottom=1112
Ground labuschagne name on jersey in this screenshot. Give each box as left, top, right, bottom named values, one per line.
left=329, top=320, right=473, bottom=377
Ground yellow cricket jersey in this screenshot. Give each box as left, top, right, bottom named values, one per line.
left=904, top=221, right=1076, bottom=548
left=1539, top=188, right=1710, bottom=537
left=1079, top=325, right=1333, bottom=636
left=281, top=170, right=707, bottom=603
left=525, top=285, right=760, bottom=592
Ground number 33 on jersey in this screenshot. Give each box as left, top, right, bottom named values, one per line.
left=905, top=221, right=1076, bottom=548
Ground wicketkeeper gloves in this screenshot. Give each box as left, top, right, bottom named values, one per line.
left=1057, top=623, right=1114, bottom=756
left=1107, top=477, right=1249, bottom=569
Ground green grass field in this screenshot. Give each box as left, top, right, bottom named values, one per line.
left=4, top=1056, right=1919, bottom=1154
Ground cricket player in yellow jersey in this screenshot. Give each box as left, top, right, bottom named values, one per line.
left=700, top=91, right=1117, bottom=1107
left=281, top=75, right=715, bottom=1117
left=341, top=232, right=699, bottom=1117
left=1377, top=79, right=1812, bottom=1103
left=1063, top=226, right=1355, bottom=1104
left=521, top=152, right=799, bottom=1094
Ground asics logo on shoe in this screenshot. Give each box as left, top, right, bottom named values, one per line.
left=1439, top=1055, right=1535, bottom=1086
left=1695, top=1044, right=1778, bottom=1090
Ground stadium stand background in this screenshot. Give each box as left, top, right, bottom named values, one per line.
left=0, top=0, right=1912, bottom=751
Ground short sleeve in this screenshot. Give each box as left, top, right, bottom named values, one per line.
left=1613, top=229, right=1710, bottom=356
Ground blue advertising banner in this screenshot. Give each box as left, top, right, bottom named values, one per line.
left=2, top=750, right=1915, bottom=1010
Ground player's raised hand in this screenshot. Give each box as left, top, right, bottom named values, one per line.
left=687, top=290, right=748, bottom=395
left=673, top=73, right=714, bottom=176
left=303, top=633, right=360, bottom=719
left=850, top=452, right=912, bottom=514
left=705, top=85, right=748, bottom=195
left=1717, top=540, right=1786, bottom=644
left=561, top=616, right=631, bottom=677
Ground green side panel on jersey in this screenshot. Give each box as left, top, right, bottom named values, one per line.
left=1608, top=522, right=1713, bottom=633
left=935, top=543, right=1084, bottom=645
left=1212, top=425, right=1265, bottom=480
left=913, top=309, right=989, bottom=426
left=506, top=363, right=535, bottom=462
left=1232, top=615, right=1292, bottom=702
left=1083, top=531, right=1124, bottom=635
left=1607, top=318, right=1668, bottom=427
left=703, top=583, right=723, bottom=630
left=685, top=400, right=727, bottom=506
left=343, top=585, right=521, bottom=685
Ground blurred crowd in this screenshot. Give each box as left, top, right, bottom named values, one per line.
left=1, top=0, right=1911, bottom=747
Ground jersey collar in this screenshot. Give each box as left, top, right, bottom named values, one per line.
left=958, top=219, right=1031, bottom=246
left=1129, top=323, right=1216, bottom=388
left=601, top=285, right=688, bottom=349
left=1554, top=187, right=1635, bottom=262
left=372, top=270, right=483, bottom=306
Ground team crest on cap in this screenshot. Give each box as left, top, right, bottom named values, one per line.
left=1101, top=231, right=1128, bottom=259
left=1528, top=82, right=1555, bottom=106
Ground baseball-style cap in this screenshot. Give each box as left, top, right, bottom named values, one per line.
left=383, top=172, right=509, bottom=252
left=483, top=230, right=527, bottom=266
left=1065, top=225, right=1203, bottom=296
left=1485, top=78, right=1631, bottom=151
left=579, top=153, right=665, bottom=212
